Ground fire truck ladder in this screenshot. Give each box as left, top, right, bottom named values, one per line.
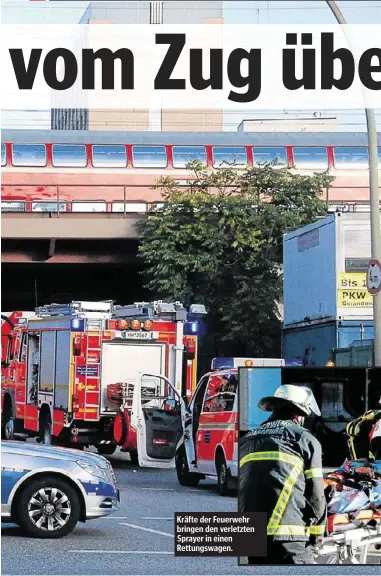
left=84, top=317, right=104, bottom=421
left=113, top=301, right=185, bottom=319
left=36, top=301, right=114, bottom=317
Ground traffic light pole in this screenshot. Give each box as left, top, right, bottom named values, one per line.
left=326, top=1, right=381, bottom=366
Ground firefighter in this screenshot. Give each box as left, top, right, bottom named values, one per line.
left=346, top=400, right=381, bottom=462
left=239, top=384, right=326, bottom=565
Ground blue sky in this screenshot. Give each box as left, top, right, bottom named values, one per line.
left=2, top=1, right=381, bottom=131
left=2, top=1, right=381, bottom=26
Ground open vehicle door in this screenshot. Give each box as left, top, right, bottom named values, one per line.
left=132, top=372, right=186, bottom=469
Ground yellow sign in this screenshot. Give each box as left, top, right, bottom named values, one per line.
left=338, top=291, right=373, bottom=307
left=337, top=273, right=373, bottom=307
left=337, top=273, right=367, bottom=291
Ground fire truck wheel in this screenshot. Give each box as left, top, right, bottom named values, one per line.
left=129, top=450, right=139, bottom=465
left=40, top=415, right=52, bottom=446
left=175, top=446, right=201, bottom=487
left=3, top=415, right=15, bottom=440
left=97, top=444, right=117, bottom=456
left=16, top=476, right=81, bottom=538
left=216, top=454, right=230, bottom=496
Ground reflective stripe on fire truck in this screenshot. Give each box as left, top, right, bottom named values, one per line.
left=240, top=451, right=304, bottom=538
left=198, top=423, right=235, bottom=430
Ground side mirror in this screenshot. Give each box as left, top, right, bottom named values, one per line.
left=164, top=398, right=177, bottom=412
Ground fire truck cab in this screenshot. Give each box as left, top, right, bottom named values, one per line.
left=1, top=300, right=206, bottom=469
left=175, top=357, right=284, bottom=495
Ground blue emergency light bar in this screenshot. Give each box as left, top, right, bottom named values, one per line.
left=211, top=358, right=235, bottom=371
left=71, top=318, right=85, bottom=332
left=184, top=321, right=199, bottom=335
left=210, top=358, right=256, bottom=371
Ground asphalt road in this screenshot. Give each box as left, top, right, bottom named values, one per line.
left=2, top=451, right=380, bottom=575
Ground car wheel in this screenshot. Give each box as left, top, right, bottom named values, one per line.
left=175, top=446, right=200, bottom=487
left=129, top=450, right=139, bottom=465
left=97, top=444, right=117, bottom=456
left=216, top=455, right=230, bottom=496
left=17, top=476, right=81, bottom=538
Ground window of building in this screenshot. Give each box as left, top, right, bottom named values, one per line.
left=1, top=143, right=6, bottom=166
left=212, top=146, right=247, bottom=167
left=112, top=202, right=147, bottom=213
left=31, top=201, right=67, bottom=212
left=1, top=201, right=26, bottom=212
left=253, top=147, right=287, bottom=166
left=345, top=258, right=370, bottom=273
left=12, top=144, right=47, bottom=167
left=293, top=147, right=328, bottom=169
left=52, top=145, right=87, bottom=167
left=72, top=201, right=107, bottom=212
left=172, top=146, right=207, bottom=168
left=333, top=147, right=369, bottom=169
left=132, top=146, right=167, bottom=168
left=92, top=145, right=127, bottom=168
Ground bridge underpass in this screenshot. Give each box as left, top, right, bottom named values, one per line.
left=1, top=239, right=149, bottom=311
left=1, top=213, right=152, bottom=310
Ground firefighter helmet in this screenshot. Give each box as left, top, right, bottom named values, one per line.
left=258, top=384, right=321, bottom=417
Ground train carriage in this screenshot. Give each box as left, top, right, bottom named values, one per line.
left=2, top=129, right=381, bottom=214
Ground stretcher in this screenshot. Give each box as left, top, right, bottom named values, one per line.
left=313, top=502, right=381, bottom=563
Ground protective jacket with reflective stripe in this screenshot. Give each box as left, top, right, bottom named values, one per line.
left=346, top=410, right=381, bottom=460
left=239, top=417, right=327, bottom=542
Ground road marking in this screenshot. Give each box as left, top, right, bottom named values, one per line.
left=141, top=517, right=173, bottom=520
left=140, top=488, right=174, bottom=491
left=101, top=516, right=129, bottom=519
left=119, top=522, right=174, bottom=538
left=69, top=550, right=173, bottom=555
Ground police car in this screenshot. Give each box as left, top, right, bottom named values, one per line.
left=1, top=441, right=119, bottom=538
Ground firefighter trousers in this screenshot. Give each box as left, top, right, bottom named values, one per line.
left=248, top=539, right=315, bottom=565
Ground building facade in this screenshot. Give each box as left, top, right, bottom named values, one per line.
left=51, top=1, right=223, bottom=132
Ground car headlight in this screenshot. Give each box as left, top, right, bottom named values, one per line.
left=76, top=460, right=109, bottom=482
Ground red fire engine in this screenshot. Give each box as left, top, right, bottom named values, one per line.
left=175, top=357, right=284, bottom=495
left=1, top=300, right=206, bottom=467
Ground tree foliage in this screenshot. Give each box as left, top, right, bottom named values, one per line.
left=137, top=161, right=334, bottom=364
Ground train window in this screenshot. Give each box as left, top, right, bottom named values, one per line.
left=1, top=143, right=6, bottom=166
left=150, top=202, right=165, bottom=212
left=92, top=145, right=127, bottom=168
left=253, top=147, right=287, bottom=166
left=132, top=146, right=167, bottom=168
left=212, top=147, right=247, bottom=167
left=1, top=201, right=26, bottom=212
left=293, top=147, right=328, bottom=169
left=52, top=145, right=87, bottom=167
left=112, top=202, right=147, bottom=213
left=379, top=147, right=381, bottom=165
left=12, top=144, right=46, bottom=167
left=333, top=147, right=369, bottom=169
left=31, top=201, right=67, bottom=212
left=172, top=146, right=207, bottom=168
left=72, top=201, right=107, bottom=212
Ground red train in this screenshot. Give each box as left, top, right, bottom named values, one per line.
left=2, top=129, right=381, bottom=214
